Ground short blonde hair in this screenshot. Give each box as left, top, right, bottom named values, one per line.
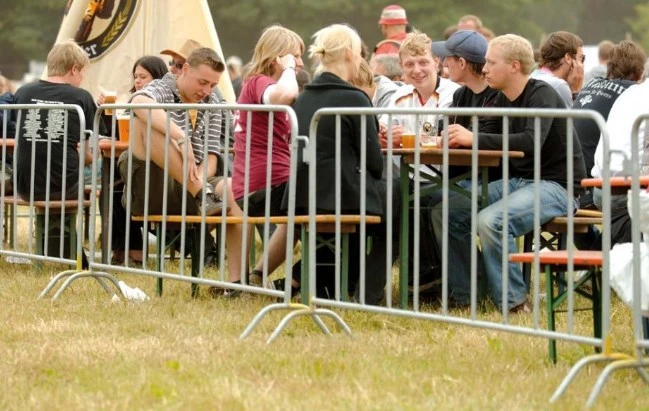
left=350, top=59, right=374, bottom=89
left=248, top=25, right=304, bottom=78
left=47, top=40, right=90, bottom=76
left=489, top=34, right=535, bottom=75
left=399, top=32, right=432, bottom=58
left=309, top=24, right=361, bottom=75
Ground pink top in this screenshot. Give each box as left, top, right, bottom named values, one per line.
left=232, top=74, right=291, bottom=199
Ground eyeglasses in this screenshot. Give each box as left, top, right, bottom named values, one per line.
left=169, top=60, right=184, bottom=69
left=573, top=54, right=586, bottom=64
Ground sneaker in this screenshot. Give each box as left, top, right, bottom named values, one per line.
left=195, top=185, right=224, bottom=216
left=248, top=270, right=263, bottom=287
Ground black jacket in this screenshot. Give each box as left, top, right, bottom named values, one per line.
left=287, top=72, right=384, bottom=215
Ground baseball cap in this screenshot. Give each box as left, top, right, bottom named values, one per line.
left=378, top=5, right=408, bottom=25
left=431, top=30, right=488, bottom=64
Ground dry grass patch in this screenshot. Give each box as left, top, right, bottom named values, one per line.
left=0, top=258, right=647, bottom=410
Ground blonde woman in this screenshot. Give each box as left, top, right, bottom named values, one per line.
left=287, top=24, right=397, bottom=304
left=233, top=25, right=304, bottom=288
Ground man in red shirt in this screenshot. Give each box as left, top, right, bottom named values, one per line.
left=372, top=4, right=409, bottom=58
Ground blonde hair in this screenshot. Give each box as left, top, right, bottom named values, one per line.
left=489, top=34, right=535, bottom=75
left=309, top=24, right=361, bottom=75
left=248, top=25, right=304, bottom=78
left=399, top=32, right=432, bottom=58
left=350, top=59, right=375, bottom=89
left=47, top=40, right=90, bottom=76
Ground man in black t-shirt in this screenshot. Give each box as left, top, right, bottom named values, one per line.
left=14, top=40, right=105, bottom=201
left=431, top=34, right=587, bottom=312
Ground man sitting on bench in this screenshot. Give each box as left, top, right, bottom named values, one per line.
left=430, top=34, right=587, bottom=313
left=119, top=47, right=246, bottom=285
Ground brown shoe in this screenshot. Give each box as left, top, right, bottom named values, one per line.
left=509, top=299, right=531, bottom=314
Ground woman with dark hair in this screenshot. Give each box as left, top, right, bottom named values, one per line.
left=105, top=55, right=168, bottom=265
left=130, top=56, right=168, bottom=93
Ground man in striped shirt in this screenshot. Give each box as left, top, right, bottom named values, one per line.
left=119, top=47, right=226, bottom=217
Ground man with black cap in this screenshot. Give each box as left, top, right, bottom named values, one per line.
left=431, top=30, right=499, bottom=136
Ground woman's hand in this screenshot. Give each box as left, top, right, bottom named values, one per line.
left=96, top=92, right=105, bottom=106
left=277, top=54, right=296, bottom=71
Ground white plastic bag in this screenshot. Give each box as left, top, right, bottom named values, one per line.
left=117, top=280, right=150, bottom=302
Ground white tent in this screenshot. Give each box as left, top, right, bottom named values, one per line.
left=53, top=0, right=235, bottom=103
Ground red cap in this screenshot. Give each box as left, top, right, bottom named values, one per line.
left=378, top=5, right=408, bottom=25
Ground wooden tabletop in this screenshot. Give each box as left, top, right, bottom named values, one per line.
left=383, top=147, right=525, bottom=167
left=509, top=250, right=603, bottom=266
left=581, top=175, right=649, bottom=188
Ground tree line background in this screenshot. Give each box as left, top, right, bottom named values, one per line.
left=2, top=0, right=649, bottom=79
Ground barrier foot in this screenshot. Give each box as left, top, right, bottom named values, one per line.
left=549, top=352, right=632, bottom=403
left=585, top=357, right=649, bottom=408
left=239, top=302, right=309, bottom=340
left=266, top=306, right=353, bottom=344
left=38, top=269, right=82, bottom=299
left=50, top=270, right=123, bottom=301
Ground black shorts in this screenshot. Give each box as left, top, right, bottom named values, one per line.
left=236, top=182, right=287, bottom=217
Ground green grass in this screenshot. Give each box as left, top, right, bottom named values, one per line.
left=0, top=258, right=647, bottom=410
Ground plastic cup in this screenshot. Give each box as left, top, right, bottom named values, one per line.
left=104, top=91, right=117, bottom=115
left=117, top=115, right=130, bottom=142
left=401, top=133, right=416, bottom=149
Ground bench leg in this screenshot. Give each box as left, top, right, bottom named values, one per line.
left=156, top=224, right=163, bottom=296
left=341, top=233, right=349, bottom=302
left=300, top=225, right=309, bottom=306
left=592, top=268, right=602, bottom=353
left=190, top=230, right=200, bottom=298
left=546, top=265, right=558, bottom=363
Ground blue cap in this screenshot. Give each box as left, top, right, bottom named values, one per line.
left=431, top=30, right=488, bottom=64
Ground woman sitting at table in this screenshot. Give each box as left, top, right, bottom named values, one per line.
left=286, top=23, right=399, bottom=304
left=102, top=55, right=167, bottom=265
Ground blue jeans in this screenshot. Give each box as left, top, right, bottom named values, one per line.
left=431, top=178, right=578, bottom=309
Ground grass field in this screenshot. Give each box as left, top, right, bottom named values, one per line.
left=0, top=256, right=647, bottom=410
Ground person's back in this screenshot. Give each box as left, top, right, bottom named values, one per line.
left=373, top=4, right=409, bottom=58
left=573, top=40, right=645, bottom=179
left=14, top=41, right=100, bottom=201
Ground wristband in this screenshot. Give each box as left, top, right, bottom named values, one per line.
left=177, top=138, right=186, bottom=146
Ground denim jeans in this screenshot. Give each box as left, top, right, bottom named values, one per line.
left=431, top=178, right=578, bottom=309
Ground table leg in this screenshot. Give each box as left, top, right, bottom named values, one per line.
left=399, top=161, right=410, bottom=309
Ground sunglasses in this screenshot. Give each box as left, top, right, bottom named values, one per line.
left=169, top=60, right=184, bottom=69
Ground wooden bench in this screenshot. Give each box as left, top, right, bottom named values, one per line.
left=522, top=209, right=603, bottom=290
left=131, top=214, right=382, bottom=300
left=510, top=250, right=603, bottom=363
left=1, top=196, right=91, bottom=259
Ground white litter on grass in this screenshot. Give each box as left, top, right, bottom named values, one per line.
left=117, top=280, right=150, bottom=302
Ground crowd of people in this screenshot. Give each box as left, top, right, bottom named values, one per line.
left=4, top=4, right=649, bottom=311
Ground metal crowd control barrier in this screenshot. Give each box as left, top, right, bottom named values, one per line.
left=551, top=112, right=649, bottom=406
left=252, top=106, right=615, bottom=366
left=0, top=104, right=120, bottom=298
left=43, top=101, right=345, bottom=333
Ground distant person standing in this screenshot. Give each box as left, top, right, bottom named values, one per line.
left=584, top=40, right=615, bottom=85
left=372, top=4, right=409, bottom=58
left=226, top=55, right=243, bottom=98
left=457, top=14, right=483, bottom=31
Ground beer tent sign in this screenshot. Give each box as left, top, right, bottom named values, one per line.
left=54, top=0, right=235, bottom=102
